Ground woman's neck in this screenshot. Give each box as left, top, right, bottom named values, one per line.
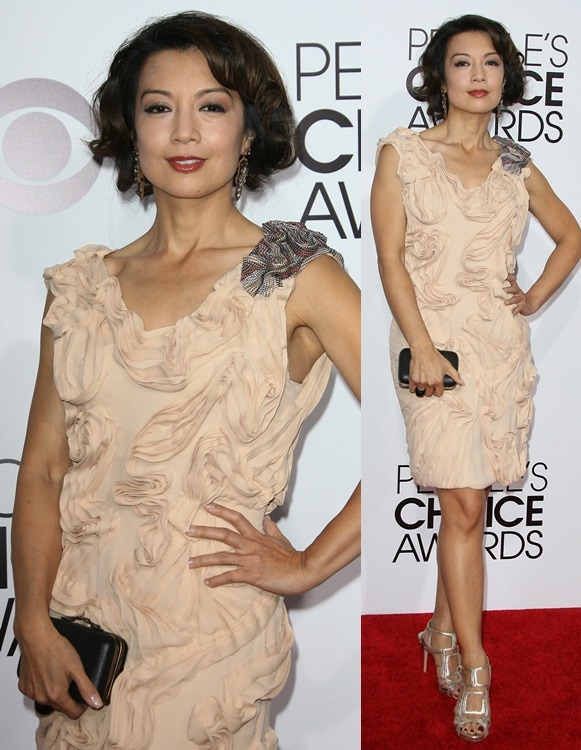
left=141, top=190, right=258, bottom=258
left=434, top=109, right=495, bottom=149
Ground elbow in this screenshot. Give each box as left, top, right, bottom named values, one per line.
left=377, top=252, right=406, bottom=281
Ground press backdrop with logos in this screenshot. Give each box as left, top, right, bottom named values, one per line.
left=362, top=0, right=581, bottom=616
left=0, top=2, right=360, bottom=747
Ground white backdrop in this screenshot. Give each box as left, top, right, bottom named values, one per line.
left=362, top=0, right=581, bottom=614
left=0, top=2, right=360, bottom=748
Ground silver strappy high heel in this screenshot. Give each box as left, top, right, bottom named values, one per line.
left=418, top=619, right=462, bottom=697
left=454, top=660, right=491, bottom=742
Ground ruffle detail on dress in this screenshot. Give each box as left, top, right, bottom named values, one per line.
left=384, top=127, right=537, bottom=488
left=379, top=128, right=451, bottom=224
left=405, top=227, right=459, bottom=310
left=41, top=226, right=336, bottom=747
left=37, top=599, right=291, bottom=750
left=44, top=250, right=111, bottom=405
left=241, top=221, right=343, bottom=297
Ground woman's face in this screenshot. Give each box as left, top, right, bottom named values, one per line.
left=134, top=48, right=252, bottom=201
left=442, top=31, right=505, bottom=116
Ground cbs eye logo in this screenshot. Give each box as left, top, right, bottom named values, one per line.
left=0, top=78, right=101, bottom=215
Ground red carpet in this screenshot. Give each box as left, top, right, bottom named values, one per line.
left=362, top=609, right=581, bottom=748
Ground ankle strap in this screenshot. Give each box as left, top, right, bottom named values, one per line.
left=425, top=620, right=457, bottom=650
left=461, top=661, right=491, bottom=687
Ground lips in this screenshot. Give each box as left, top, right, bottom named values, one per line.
left=166, top=156, right=205, bottom=172
left=468, top=90, right=489, bottom=97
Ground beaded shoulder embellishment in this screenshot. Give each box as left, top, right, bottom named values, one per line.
left=241, top=221, right=343, bottom=297
left=493, top=136, right=531, bottom=175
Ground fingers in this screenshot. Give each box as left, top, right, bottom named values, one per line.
left=199, top=570, right=242, bottom=588
left=262, top=516, right=284, bottom=539
left=186, top=504, right=303, bottom=593
left=447, top=365, right=464, bottom=387
left=54, top=694, right=89, bottom=720
left=504, top=274, right=528, bottom=315
left=185, top=504, right=259, bottom=550
left=504, top=273, right=518, bottom=294
left=409, top=368, right=462, bottom=398
left=202, top=503, right=256, bottom=534
left=409, top=375, right=435, bottom=398
left=49, top=666, right=101, bottom=716
left=32, top=694, right=86, bottom=720
left=185, top=504, right=257, bottom=576
left=20, top=669, right=93, bottom=718
left=18, top=634, right=102, bottom=718
left=505, top=293, right=526, bottom=315
left=409, top=379, right=435, bottom=398
left=188, top=551, right=239, bottom=569
left=73, top=673, right=103, bottom=712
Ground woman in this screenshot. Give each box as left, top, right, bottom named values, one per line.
left=12, top=11, right=360, bottom=749
left=371, top=14, right=580, bottom=743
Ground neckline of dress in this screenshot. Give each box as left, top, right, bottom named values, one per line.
left=98, top=227, right=269, bottom=334
left=413, top=130, right=504, bottom=192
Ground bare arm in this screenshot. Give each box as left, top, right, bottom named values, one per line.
left=187, top=258, right=361, bottom=594
left=12, top=293, right=102, bottom=716
left=370, top=142, right=462, bottom=397
left=506, top=163, right=581, bottom=315
left=282, top=256, right=360, bottom=586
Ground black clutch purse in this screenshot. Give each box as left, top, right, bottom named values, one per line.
left=18, top=615, right=128, bottom=715
left=398, top=347, right=459, bottom=390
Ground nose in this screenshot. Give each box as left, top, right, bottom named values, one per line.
left=471, top=63, right=486, bottom=82
left=172, top=110, right=200, bottom=143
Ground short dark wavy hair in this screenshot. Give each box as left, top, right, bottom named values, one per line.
left=414, top=15, right=525, bottom=122
left=89, top=11, right=296, bottom=196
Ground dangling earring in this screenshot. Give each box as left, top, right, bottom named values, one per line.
left=441, top=90, right=448, bottom=120
left=496, top=83, right=505, bottom=119
left=133, top=147, right=146, bottom=200
left=234, top=148, right=251, bottom=201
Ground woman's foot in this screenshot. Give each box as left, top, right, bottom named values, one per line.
left=454, top=659, right=491, bottom=742
left=418, top=619, right=462, bottom=697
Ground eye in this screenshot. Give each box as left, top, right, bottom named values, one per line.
left=453, top=60, right=470, bottom=67
left=201, top=102, right=226, bottom=113
left=144, top=103, right=171, bottom=114
left=0, top=78, right=100, bottom=215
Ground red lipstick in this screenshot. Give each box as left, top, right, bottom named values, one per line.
left=166, top=156, right=205, bottom=172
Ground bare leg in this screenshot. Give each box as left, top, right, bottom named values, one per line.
left=436, top=487, right=487, bottom=667
left=433, top=565, right=454, bottom=632
left=435, top=487, right=491, bottom=740
left=422, top=567, right=460, bottom=695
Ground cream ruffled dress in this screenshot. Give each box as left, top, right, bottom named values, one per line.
left=380, top=128, right=537, bottom=489
left=37, top=221, right=342, bottom=749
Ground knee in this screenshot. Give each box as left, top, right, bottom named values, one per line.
left=440, top=490, right=486, bottom=535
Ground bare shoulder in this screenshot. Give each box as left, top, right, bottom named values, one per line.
left=295, top=252, right=355, bottom=292
left=523, top=160, right=551, bottom=195
left=288, top=254, right=359, bottom=325
left=375, top=141, right=399, bottom=172
left=524, top=161, right=562, bottom=213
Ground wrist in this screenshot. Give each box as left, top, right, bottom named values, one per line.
left=13, top=605, right=53, bottom=644
left=524, top=289, right=543, bottom=314
left=298, top=548, right=334, bottom=593
left=408, top=340, right=436, bottom=356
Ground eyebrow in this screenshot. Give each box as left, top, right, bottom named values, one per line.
left=450, top=51, right=501, bottom=59
left=139, top=87, right=234, bottom=100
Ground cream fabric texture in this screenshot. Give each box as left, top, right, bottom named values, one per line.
left=381, top=128, right=537, bottom=489
left=37, top=222, right=336, bottom=749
